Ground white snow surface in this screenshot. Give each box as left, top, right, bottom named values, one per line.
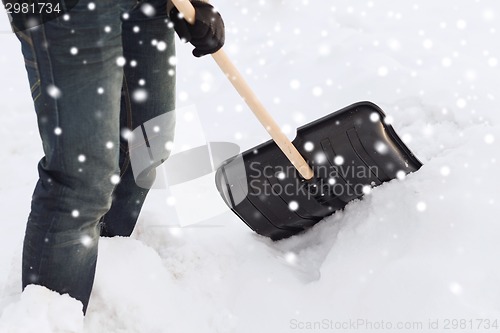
left=1, top=0, right=500, bottom=332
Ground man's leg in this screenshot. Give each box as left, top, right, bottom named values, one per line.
left=20, top=0, right=134, bottom=313
left=100, top=0, right=176, bottom=237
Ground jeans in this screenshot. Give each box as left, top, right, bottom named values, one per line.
left=10, top=0, right=176, bottom=313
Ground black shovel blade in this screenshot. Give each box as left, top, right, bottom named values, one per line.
left=215, top=101, right=422, bottom=240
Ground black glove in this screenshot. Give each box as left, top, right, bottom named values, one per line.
left=170, top=1, right=225, bottom=57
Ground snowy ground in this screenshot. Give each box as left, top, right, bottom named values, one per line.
left=1, top=0, right=500, bottom=332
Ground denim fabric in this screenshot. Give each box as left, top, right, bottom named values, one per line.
left=12, top=0, right=176, bottom=313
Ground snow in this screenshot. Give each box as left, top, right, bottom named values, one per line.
left=0, top=286, right=84, bottom=333
left=1, top=0, right=500, bottom=332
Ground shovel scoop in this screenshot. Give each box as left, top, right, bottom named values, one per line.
left=171, top=0, right=422, bottom=240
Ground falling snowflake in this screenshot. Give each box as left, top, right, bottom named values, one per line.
left=362, top=185, right=372, bottom=195
left=312, top=86, right=323, bottom=96
left=375, top=141, right=389, bottom=154
left=87, top=2, right=95, bottom=10
left=456, top=19, right=467, bottom=30
left=47, top=84, right=62, bottom=99
left=442, top=57, right=452, bottom=67
left=81, top=235, right=93, bottom=247
left=157, top=41, right=167, bottom=51
left=116, top=56, right=126, bottom=67
left=110, top=175, right=121, bottom=185
left=377, top=66, right=388, bottom=77
left=169, top=56, right=177, bottom=66
left=449, top=282, right=463, bottom=295
left=440, top=166, right=451, bottom=176
left=416, top=201, right=427, bottom=212
left=71, top=210, right=80, bottom=218
left=54, top=127, right=62, bottom=135
left=334, top=156, right=344, bottom=165
left=422, top=39, right=433, bottom=49
left=132, top=89, right=148, bottom=102
left=304, top=141, right=314, bottom=152
left=370, top=112, right=380, bottom=122
left=456, top=98, right=467, bottom=108
left=484, top=134, right=495, bottom=144
left=141, top=3, right=156, bottom=17
left=70, top=47, right=78, bottom=55
left=290, top=80, right=300, bottom=90
left=396, top=170, right=406, bottom=180
left=121, top=128, right=133, bottom=140
left=315, top=152, right=327, bottom=164
left=166, top=196, right=176, bottom=206
left=97, top=87, right=104, bottom=94
left=78, top=154, right=86, bottom=163
left=106, top=141, right=114, bottom=149
left=284, top=252, right=297, bottom=265
left=165, top=141, right=174, bottom=151
left=288, top=201, right=299, bottom=211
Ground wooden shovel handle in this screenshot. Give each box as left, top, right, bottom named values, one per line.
left=170, top=0, right=314, bottom=180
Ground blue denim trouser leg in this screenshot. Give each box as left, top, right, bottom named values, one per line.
left=16, top=0, right=175, bottom=313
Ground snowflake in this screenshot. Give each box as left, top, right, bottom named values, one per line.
left=396, top=170, right=406, bottom=180
left=456, top=98, right=467, bottom=109
left=442, top=57, right=452, bottom=67
left=140, top=3, right=156, bottom=17
left=110, top=175, right=121, bottom=185
left=284, top=252, right=297, bottom=265
left=116, top=56, right=126, bottom=67
left=313, top=152, right=326, bottom=164
left=289, top=79, right=300, bottom=90
left=422, top=39, right=433, bottom=49
left=47, top=84, right=62, bottom=99
left=81, top=235, right=93, bottom=247
left=370, top=112, right=380, bottom=122
left=484, top=134, right=495, bottom=144
left=456, top=19, right=467, bottom=30
left=377, top=66, right=388, bottom=77
left=312, top=86, right=323, bottom=97
left=304, top=141, right=314, bottom=152
left=449, top=282, right=463, bottom=295
left=416, top=201, right=427, bottom=212
left=362, top=185, right=372, bottom=195
left=375, top=141, right=389, bottom=154
left=132, top=88, right=148, bottom=102
left=288, top=201, right=299, bottom=211
left=157, top=41, right=167, bottom=51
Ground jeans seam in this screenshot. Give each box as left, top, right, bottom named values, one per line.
left=37, top=22, right=65, bottom=173
left=119, top=74, right=133, bottom=177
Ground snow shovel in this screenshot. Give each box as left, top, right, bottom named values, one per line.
left=172, top=0, right=423, bottom=240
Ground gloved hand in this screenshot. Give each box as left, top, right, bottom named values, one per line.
left=170, top=1, right=225, bottom=57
